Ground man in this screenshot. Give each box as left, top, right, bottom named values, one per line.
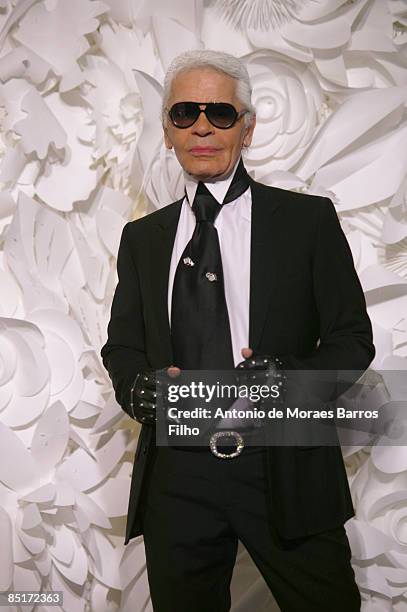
left=101, top=49, right=375, bottom=612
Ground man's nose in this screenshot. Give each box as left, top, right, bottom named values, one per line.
left=192, top=109, right=214, bottom=136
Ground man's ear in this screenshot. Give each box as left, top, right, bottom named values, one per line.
left=243, top=114, right=256, bottom=148
left=163, top=126, right=173, bottom=150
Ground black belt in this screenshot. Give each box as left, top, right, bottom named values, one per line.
left=169, top=430, right=265, bottom=458
left=158, top=428, right=265, bottom=459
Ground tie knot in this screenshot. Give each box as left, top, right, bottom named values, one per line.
left=192, top=182, right=221, bottom=223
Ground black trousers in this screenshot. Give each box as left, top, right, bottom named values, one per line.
left=142, top=446, right=361, bottom=612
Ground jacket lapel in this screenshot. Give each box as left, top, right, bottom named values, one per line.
left=249, top=180, right=283, bottom=350
left=148, top=199, right=183, bottom=366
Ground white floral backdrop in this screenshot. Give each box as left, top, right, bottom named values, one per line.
left=0, top=0, right=406, bottom=611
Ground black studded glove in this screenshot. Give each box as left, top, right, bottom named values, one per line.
left=236, top=352, right=287, bottom=403
left=236, top=352, right=285, bottom=376
left=130, top=370, right=158, bottom=425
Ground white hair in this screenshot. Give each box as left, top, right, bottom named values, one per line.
left=161, top=49, right=256, bottom=128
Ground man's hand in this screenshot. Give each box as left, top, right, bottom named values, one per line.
left=130, top=366, right=180, bottom=425
left=236, top=347, right=285, bottom=374
left=236, top=348, right=287, bottom=403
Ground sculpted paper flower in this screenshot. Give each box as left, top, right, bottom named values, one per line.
left=143, top=145, right=185, bottom=210
left=0, top=318, right=49, bottom=428
left=12, top=0, right=108, bottom=91
left=382, top=176, right=407, bottom=245
left=213, top=0, right=307, bottom=29
left=243, top=53, right=325, bottom=177
left=0, top=312, right=129, bottom=607
left=210, top=0, right=404, bottom=89
left=83, top=22, right=157, bottom=198
left=4, top=192, right=73, bottom=313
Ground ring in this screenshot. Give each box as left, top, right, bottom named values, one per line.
left=209, top=431, right=244, bottom=459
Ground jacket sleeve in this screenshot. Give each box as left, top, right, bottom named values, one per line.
left=281, top=198, right=375, bottom=401
left=101, top=222, right=149, bottom=417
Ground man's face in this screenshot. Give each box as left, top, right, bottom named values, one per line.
left=163, top=68, right=256, bottom=181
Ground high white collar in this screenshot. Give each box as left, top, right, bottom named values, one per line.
left=183, top=158, right=241, bottom=207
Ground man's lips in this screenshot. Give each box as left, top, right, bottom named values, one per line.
left=189, top=147, right=220, bottom=154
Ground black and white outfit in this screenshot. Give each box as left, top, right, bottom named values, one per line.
left=101, top=159, right=374, bottom=611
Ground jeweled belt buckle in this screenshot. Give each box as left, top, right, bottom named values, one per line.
left=209, top=431, right=244, bottom=459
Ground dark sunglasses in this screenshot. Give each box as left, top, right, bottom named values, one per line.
left=167, top=102, right=248, bottom=129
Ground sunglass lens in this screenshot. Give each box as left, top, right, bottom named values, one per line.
left=207, top=104, right=237, bottom=128
left=169, top=102, right=198, bottom=127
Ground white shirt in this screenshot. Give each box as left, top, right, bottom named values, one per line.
left=167, top=160, right=252, bottom=367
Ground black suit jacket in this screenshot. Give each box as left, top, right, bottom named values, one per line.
left=101, top=178, right=375, bottom=545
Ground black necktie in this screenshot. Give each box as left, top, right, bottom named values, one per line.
left=171, top=158, right=251, bottom=370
